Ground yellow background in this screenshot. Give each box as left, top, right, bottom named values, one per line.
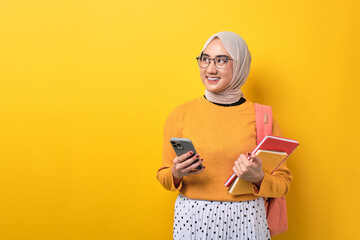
left=0, top=0, right=359, bottom=239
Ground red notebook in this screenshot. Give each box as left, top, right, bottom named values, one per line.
left=224, top=135, right=299, bottom=187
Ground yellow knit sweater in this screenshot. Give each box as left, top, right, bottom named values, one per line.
left=156, top=96, right=293, bottom=201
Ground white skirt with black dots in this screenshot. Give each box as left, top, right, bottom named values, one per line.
left=173, top=194, right=271, bottom=240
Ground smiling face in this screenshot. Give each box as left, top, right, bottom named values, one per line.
left=199, top=37, right=233, bottom=93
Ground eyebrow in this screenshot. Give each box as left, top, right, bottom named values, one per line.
left=201, top=53, right=231, bottom=58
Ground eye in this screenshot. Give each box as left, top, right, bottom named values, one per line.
left=201, top=56, right=210, bottom=62
left=216, top=57, right=227, bottom=63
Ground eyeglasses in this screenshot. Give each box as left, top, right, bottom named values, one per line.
left=196, top=55, right=233, bottom=69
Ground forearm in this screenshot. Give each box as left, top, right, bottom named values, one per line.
left=172, top=174, right=183, bottom=188
left=253, top=176, right=264, bottom=189
left=252, top=163, right=293, bottom=197
left=156, top=167, right=183, bottom=191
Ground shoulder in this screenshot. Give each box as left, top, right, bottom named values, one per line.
left=252, top=102, right=275, bottom=115
left=252, top=102, right=271, bottom=108
left=177, top=97, right=203, bottom=109
left=165, top=97, right=202, bottom=123
left=252, top=102, right=282, bottom=131
left=168, top=97, right=202, bottom=116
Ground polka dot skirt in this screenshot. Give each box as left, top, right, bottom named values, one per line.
left=173, top=194, right=271, bottom=240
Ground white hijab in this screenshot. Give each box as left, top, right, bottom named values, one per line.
left=200, top=31, right=252, bottom=104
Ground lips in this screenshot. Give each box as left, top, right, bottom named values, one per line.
left=207, top=77, right=221, bottom=81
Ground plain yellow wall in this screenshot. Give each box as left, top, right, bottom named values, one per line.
left=0, top=0, right=359, bottom=239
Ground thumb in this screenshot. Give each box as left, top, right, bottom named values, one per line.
left=249, top=153, right=261, bottom=164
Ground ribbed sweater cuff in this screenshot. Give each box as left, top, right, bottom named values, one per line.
left=252, top=172, right=272, bottom=197
left=162, top=167, right=183, bottom=191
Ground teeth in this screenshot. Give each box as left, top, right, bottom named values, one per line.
left=208, top=77, right=220, bottom=81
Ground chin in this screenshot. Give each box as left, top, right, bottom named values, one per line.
left=205, top=87, right=222, bottom=93
left=201, top=78, right=226, bottom=93
left=205, top=84, right=225, bottom=93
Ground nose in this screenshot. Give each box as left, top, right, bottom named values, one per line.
left=206, top=60, right=218, bottom=74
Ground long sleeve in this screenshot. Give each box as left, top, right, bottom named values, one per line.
left=156, top=107, right=183, bottom=191
left=252, top=118, right=293, bottom=198
left=156, top=97, right=293, bottom=201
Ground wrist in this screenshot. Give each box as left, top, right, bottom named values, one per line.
left=171, top=168, right=183, bottom=188
left=171, top=165, right=182, bottom=180
left=253, top=172, right=264, bottom=188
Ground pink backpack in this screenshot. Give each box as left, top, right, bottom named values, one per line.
left=255, top=103, right=288, bottom=236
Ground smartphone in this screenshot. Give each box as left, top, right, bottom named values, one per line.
left=170, top=138, right=203, bottom=170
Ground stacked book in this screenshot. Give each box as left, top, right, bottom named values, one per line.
left=225, top=135, right=299, bottom=195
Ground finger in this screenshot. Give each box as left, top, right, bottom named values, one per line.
left=182, top=158, right=203, bottom=173
left=178, top=154, right=200, bottom=169
left=186, top=166, right=205, bottom=175
left=178, top=151, right=194, bottom=163
left=249, top=153, right=261, bottom=164
left=239, top=154, right=251, bottom=168
left=232, top=165, right=241, bottom=178
left=235, top=158, right=246, bottom=173
left=246, top=152, right=254, bottom=162
left=189, top=158, right=204, bottom=170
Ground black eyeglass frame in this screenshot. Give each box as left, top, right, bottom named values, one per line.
left=195, top=56, right=233, bottom=69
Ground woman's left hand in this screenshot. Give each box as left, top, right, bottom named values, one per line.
left=233, top=153, right=264, bottom=187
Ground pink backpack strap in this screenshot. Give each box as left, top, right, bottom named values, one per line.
left=255, top=103, right=288, bottom=236
left=255, top=103, right=273, bottom=143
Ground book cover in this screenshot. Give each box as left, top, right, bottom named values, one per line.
left=228, top=150, right=288, bottom=195
left=225, top=135, right=299, bottom=188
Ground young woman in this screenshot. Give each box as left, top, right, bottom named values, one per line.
left=157, top=31, right=292, bottom=239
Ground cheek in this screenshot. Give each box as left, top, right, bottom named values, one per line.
left=200, top=69, right=206, bottom=81
left=224, top=68, right=233, bottom=85
left=226, top=72, right=233, bottom=83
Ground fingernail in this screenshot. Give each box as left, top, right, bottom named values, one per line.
left=189, top=151, right=193, bottom=155
left=247, top=152, right=251, bottom=156
left=196, top=154, right=199, bottom=157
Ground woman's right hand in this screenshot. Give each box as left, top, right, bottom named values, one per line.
left=171, top=151, right=205, bottom=180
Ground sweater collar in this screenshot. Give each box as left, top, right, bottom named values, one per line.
left=203, top=95, right=246, bottom=107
